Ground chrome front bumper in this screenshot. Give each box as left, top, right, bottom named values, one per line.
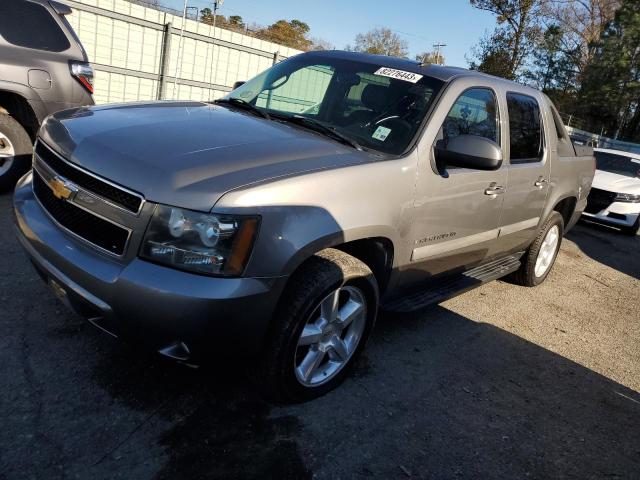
left=13, top=171, right=285, bottom=360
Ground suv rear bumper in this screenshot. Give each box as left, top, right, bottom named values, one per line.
left=13, top=172, right=284, bottom=361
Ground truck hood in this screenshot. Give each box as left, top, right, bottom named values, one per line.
left=593, top=169, right=640, bottom=195
left=39, top=102, right=371, bottom=211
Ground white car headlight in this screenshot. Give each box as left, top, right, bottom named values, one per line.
left=614, top=192, right=640, bottom=203
left=140, top=205, right=259, bottom=276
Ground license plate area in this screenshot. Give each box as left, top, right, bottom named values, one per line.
left=48, top=278, right=73, bottom=311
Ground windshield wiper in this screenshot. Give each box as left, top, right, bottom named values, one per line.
left=214, top=98, right=270, bottom=120
left=273, top=114, right=362, bottom=151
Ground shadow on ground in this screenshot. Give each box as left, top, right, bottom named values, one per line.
left=3, top=302, right=640, bottom=479
left=568, top=221, right=640, bottom=279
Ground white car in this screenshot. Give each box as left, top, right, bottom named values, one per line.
left=583, top=148, right=640, bottom=235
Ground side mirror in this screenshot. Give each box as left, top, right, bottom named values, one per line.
left=232, top=81, right=245, bottom=90
left=434, top=134, right=502, bottom=171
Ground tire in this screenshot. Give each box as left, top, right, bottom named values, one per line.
left=621, top=216, right=639, bottom=236
left=510, top=212, right=564, bottom=287
left=0, top=113, right=33, bottom=193
left=253, top=248, right=379, bottom=402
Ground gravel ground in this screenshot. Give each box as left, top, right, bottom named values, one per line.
left=1, top=191, right=638, bottom=480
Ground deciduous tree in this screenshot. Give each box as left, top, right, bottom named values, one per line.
left=541, top=0, right=622, bottom=75
left=310, top=38, right=335, bottom=51
left=469, top=0, right=543, bottom=79
left=257, top=19, right=313, bottom=50
left=350, top=28, right=408, bottom=58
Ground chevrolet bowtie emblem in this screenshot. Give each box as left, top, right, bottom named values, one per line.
left=48, top=177, right=74, bottom=200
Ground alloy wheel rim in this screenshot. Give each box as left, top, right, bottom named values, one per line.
left=0, top=132, right=15, bottom=176
left=535, top=225, right=559, bottom=278
left=294, top=285, right=367, bottom=387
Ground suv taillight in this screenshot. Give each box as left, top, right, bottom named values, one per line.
left=70, top=61, right=94, bottom=94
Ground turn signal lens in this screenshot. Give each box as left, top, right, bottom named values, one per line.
left=614, top=192, right=640, bottom=203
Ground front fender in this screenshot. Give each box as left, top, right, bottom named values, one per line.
left=215, top=205, right=401, bottom=277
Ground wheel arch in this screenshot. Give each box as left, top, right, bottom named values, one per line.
left=281, top=232, right=396, bottom=298
left=552, top=196, right=577, bottom=230
left=0, top=89, right=40, bottom=140
left=333, top=237, right=394, bottom=296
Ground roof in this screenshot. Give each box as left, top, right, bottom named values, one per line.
left=303, top=50, right=531, bottom=89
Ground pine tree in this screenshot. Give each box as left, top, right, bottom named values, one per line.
left=579, top=0, right=640, bottom=140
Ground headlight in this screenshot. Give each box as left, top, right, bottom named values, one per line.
left=614, top=192, right=640, bottom=203
left=140, top=205, right=259, bottom=276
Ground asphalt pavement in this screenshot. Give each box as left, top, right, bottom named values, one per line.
left=1, top=191, right=638, bottom=479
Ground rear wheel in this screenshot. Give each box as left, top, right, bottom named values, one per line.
left=253, top=248, right=378, bottom=402
left=510, top=212, right=564, bottom=287
left=0, top=114, right=32, bottom=192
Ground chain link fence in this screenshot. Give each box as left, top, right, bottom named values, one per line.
left=63, top=0, right=302, bottom=104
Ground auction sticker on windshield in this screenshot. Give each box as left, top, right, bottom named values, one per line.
left=372, top=126, right=392, bottom=141
left=374, top=67, right=423, bottom=83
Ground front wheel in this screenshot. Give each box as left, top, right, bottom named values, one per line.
left=510, top=212, right=564, bottom=287
left=253, top=248, right=378, bottom=402
left=0, top=114, right=33, bottom=192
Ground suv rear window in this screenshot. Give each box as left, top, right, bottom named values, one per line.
left=507, top=93, right=543, bottom=163
left=0, top=0, right=70, bottom=52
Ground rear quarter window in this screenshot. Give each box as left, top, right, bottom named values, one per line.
left=0, top=0, right=70, bottom=52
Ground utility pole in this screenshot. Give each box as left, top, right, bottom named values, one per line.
left=172, top=2, right=198, bottom=98
left=433, top=42, right=446, bottom=65
left=207, top=0, right=224, bottom=101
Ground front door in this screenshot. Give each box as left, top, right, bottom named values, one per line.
left=404, top=82, right=507, bottom=286
left=495, top=92, right=551, bottom=254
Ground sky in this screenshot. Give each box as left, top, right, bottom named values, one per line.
left=162, top=0, right=497, bottom=67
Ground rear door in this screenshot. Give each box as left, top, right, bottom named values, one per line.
left=494, top=91, right=551, bottom=254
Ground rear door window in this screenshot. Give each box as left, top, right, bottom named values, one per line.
left=507, top=93, right=543, bottom=163
left=0, top=0, right=70, bottom=52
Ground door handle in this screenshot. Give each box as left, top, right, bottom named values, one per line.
left=484, top=182, right=505, bottom=196
left=534, top=177, right=549, bottom=188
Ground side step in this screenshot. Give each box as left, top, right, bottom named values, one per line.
left=382, top=254, right=523, bottom=313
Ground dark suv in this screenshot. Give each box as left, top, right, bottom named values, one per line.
left=0, top=0, right=94, bottom=191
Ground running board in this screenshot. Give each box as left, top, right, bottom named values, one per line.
left=382, top=254, right=523, bottom=313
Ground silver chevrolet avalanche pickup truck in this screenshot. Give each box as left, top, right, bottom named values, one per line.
left=14, top=51, right=595, bottom=401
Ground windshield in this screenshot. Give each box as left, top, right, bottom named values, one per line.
left=225, top=54, right=444, bottom=155
left=595, top=151, right=640, bottom=179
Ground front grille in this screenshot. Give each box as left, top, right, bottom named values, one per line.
left=35, top=142, right=142, bottom=213
left=33, top=171, right=130, bottom=256
left=585, top=188, right=617, bottom=214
